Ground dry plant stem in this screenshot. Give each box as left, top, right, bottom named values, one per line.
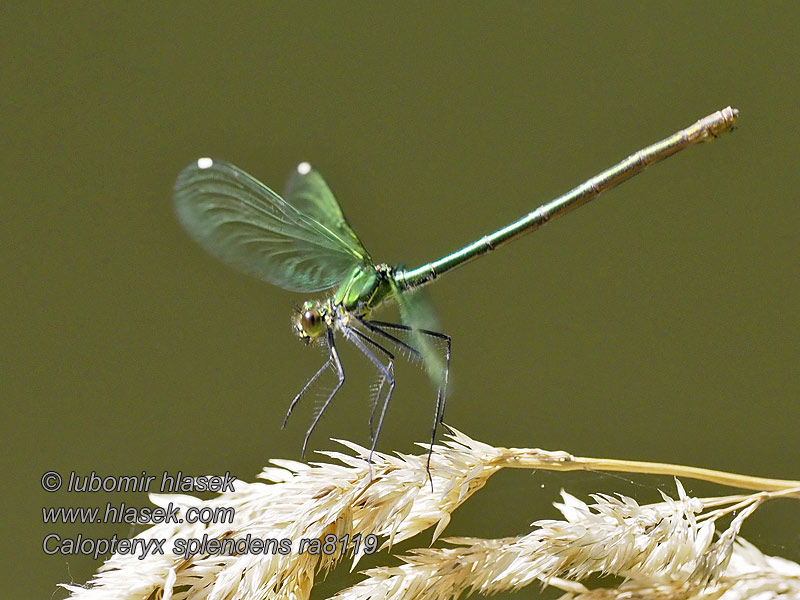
left=492, top=447, right=800, bottom=493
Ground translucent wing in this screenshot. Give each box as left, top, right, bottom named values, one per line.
left=283, top=162, right=369, bottom=257
left=389, top=281, right=449, bottom=392
left=174, top=159, right=371, bottom=293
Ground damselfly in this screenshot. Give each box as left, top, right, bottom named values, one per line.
left=174, top=107, right=737, bottom=468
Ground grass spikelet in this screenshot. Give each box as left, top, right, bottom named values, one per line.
left=61, top=429, right=800, bottom=600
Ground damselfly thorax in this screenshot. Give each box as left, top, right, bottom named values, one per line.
left=293, top=263, right=398, bottom=342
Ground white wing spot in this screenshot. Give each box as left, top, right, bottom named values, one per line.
left=197, top=157, right=213, bottom=169
left=297, top=162, right=312, bottom=175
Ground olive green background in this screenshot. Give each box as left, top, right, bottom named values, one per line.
left=4, top=3, right=798, bottom=598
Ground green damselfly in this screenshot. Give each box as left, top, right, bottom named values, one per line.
left=174, top=106, right=737, bottom=466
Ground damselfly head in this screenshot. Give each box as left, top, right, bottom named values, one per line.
left=293, top=300, right=326, bottom=341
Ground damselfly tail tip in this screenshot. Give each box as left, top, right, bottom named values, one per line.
left=724, top=106, right=740, bottom=130
left=729, top=107, right=740, bottom=132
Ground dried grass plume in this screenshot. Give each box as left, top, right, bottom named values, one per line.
left=62, top=429, right=800, bottom=600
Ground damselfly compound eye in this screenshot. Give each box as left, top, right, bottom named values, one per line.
left=300, top=309, right=324, bottom=338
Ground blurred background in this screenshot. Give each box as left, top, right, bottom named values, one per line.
left=4, top=3, right=798, bottom=598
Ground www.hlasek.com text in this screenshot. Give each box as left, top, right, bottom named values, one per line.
left=43, top=500, right=234, bottom=525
